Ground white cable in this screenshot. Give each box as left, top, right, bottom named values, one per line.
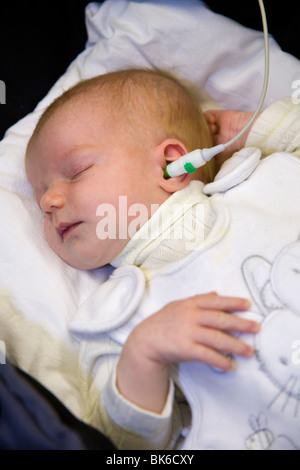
left=224, top=0, right=269, bottom=149
left=164, top=0, right=269, bottom=179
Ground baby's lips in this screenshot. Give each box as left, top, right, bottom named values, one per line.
left=56, top=221, right=82, bottom=239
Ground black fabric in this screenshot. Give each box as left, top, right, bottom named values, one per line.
left=0, top=1, right=93, bottom=139
left=0, top=361, right=116, bottom=450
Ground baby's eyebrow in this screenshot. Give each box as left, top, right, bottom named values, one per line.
left=60, top=148, right=95, bottom=171
left=63, top=144, right=96, bottom=160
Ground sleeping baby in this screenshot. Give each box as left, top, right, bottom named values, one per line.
left=25, top=68, right=300, bottom=450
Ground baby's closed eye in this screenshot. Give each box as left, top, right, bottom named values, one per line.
left=69, top=164, right=94, bottom=181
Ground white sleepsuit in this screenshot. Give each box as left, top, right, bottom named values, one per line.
left=70, top=97, right=300, bottom=450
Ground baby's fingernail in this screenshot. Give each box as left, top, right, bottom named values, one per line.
left=229, top=359, right=238, bottom=371
left=250, top=322, right=261, bottom=333
left=245, top=345, right=255, bottom=357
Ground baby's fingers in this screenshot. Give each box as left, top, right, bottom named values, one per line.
left=204, top=110, right=219, bottom=133
left=194, top=292, right=251, bottom=312
left=193, top=344, right=236, bottom=372
left=198, top=309, right=260, bottom=335
left=196, top=328, right=254, bottom=362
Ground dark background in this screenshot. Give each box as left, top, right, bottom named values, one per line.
left=0, top=0, right=299, bottom=140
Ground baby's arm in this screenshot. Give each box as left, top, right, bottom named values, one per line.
left=117, top=292, right=259, bottom=414
left=206, top=97, right=300, bottom=165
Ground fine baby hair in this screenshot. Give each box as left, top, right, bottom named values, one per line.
left=27, top=68, right=215, bottom=183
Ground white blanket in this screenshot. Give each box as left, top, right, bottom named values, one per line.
left=1, top=0, right=300, bottom=420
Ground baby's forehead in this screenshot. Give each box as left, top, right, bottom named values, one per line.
left=28, top=87, right=151, bottom=164
left=34, top=100, right=93, bottom=142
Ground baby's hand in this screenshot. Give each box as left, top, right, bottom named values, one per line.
left=130, top=292, right=259, bottom=371
left=117, top=293, right=259, bottom=413
left=205, top=109, right=259, bottom=169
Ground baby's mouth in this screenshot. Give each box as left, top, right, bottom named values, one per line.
left=56, top=222, right=83, bottom=241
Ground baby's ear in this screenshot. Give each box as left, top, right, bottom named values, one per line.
left=156, top=139, right=191, bottom=193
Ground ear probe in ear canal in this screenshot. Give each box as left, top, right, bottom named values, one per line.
left=163, top=145, right=225, bottom=178
left=164, top=0, right=269, bottom=180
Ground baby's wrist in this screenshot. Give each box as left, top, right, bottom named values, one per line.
left=117, top=341, right=170, bottom=413
left=121, top=335, right=168, bottom=377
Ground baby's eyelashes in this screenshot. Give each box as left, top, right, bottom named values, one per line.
left=69, top=164, right=93, bottom=181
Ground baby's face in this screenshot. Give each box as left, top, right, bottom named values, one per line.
left=26, top=102, right=169, bottom=269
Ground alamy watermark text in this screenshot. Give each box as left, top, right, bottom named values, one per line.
left=0, top=80, right=5, bottom=104
left=0, top=340, right=6, bottom=364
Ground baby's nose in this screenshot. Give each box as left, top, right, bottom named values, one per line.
left=40, top=186, right=65, bottom=213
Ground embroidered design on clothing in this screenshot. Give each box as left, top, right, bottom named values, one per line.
left=245, top=414, right=274, bottom=450
left=242, top=236, right=300, bottom=418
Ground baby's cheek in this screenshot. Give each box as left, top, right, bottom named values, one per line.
left=44, top=219, right=60, bottom=254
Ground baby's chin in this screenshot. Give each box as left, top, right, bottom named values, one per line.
left=56, top=250, right=105, bottom=271
left=66, top=257, right=104, bottom=271
left=48, top=236, right=121, bottom=271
